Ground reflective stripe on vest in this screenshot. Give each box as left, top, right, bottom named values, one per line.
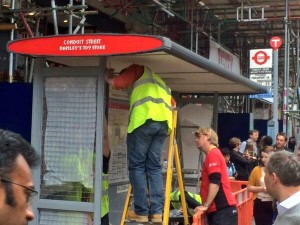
left=101, top=173, right=109, bottom=217
left=128, top=66, right=173, bottom=133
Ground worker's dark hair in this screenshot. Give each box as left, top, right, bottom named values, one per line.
left=0, top=129, right=39, bottom=206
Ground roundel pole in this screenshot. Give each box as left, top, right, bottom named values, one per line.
left=270, top=36, right=282, bottom=139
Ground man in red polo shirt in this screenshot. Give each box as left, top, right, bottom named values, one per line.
left=194, top=127, right=237, bottom=225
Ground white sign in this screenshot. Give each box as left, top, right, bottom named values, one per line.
left=249, top=49, right=273, bottom=102
left=250, top=49, right=273, bottom=69
left=250, top=74, right=272, bottom=87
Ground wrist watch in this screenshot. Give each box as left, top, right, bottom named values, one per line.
left=203, top=202, right=209, bottom=208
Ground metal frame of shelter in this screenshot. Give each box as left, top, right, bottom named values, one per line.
left=7, top=33, right=267, bottom=225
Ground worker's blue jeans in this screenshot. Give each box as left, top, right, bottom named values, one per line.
left=127, top=120, right=168, bottom=216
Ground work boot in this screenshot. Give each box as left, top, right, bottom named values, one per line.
left=127, top=210, right=149, bottom=223
left=149, top=214, right=162, bottom=223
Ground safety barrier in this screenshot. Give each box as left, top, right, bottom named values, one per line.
left=233, top=186, right=253, bottom=225
left=192, top=210, right=206, bottom=225
left=192, top=181, right=253, bottom=225
left=230, top=180, right=249, bottom=192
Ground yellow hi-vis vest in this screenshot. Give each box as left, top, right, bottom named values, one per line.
left=101, top=173, right=109, bottom=217
left=170, top=190, right=202, bottom=209
left=88, top=174, right=109, bottom=218
left=127, top=66, right=173, bottom=134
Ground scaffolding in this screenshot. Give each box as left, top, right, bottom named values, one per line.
left=1, top=0, right=300, bottom=139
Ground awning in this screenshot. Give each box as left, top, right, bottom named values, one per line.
left=7, top=33, right=268, bottom=94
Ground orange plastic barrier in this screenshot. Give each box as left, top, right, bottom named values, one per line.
left=191, top=181, right=253, bottom=225
left=230, top=180, right=249, bottom=192
left=192, top=210, right=206, bottom=225
left=233, top=186, right=253, bottom=225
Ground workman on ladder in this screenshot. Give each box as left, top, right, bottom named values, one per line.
left=105, top=64, right=176, bottom=223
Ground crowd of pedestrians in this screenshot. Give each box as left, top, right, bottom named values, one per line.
left=2, top=126, right=297, bottom=225
left=228, top=130, right=300, bottom=225
left=226, top=130, right=298, bottom=184
left=193, top=127, right=300, bottom=225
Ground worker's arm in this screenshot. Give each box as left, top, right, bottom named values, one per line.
left=104, top=68, right=115, bottom=86
left=105, top=64, right=143, bottom=89
left=171, top=96, right=176, bottom=109
left=184, top=191, right=201, bottom=209
left=205, top=182, right=220, bottom=206
left=247, top=185, right=266, bottom=193
left=194, top=181, right=220, bottom=212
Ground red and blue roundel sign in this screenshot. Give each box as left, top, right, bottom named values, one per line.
left=252, top=50, right=270, bottom=65
left=7, top=34, right=164, bottom=57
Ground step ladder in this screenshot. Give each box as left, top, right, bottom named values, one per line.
left=120, top=110, right=190, bottom=225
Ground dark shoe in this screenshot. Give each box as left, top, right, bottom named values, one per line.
left=149, top=214, right=162, bottom=223
left=127, top=210, right=149, bottom=223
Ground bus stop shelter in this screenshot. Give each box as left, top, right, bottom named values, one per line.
left=7, top=33, right=267, bottom=225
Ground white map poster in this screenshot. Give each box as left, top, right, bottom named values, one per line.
left=107, top=103, right=129, bottom=183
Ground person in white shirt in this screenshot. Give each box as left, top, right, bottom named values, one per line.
left=239, top=129, right=259, bottom=155
left=264, top=151, right=300, bottom=225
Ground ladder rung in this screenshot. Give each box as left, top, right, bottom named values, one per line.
left=181, top=168, right=198, bottom=174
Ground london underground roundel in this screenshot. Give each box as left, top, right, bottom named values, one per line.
left=252, top=50, right=270, bottom=65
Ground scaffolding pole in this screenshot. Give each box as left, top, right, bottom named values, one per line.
left=8, top=0, right=15, bottom=83
left=283, top=0, right=290, bottom=134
